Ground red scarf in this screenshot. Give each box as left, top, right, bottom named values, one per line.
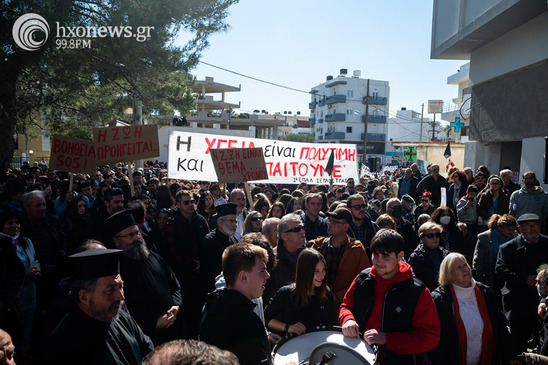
left=450, top=284, right=493, bottom=365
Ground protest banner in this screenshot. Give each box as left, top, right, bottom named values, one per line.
left=210, top=148, right=268, bottom=183
left=168, top=131, right=359, bottom=184
left=93, top=125, right=160, bottom=164
left=50, top=134, right=97, bottom=175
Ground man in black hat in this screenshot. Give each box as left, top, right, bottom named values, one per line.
left=199, top=203, right=238, bottom=300
left=45, top=249, right=153, bottom=364
left=106, top=210, right=182, bottom=345
left=495, top=213, right=548, bottom=355
left=310, top=208, right=370, bottom=303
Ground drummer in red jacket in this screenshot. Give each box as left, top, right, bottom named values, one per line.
left=339, top=229, right=440, bottom=365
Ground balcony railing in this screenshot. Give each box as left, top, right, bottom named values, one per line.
left=325, top=113, right=346, bottom=122
left=309, top=101, right=317, bottom=110
left=361, top=133, right=386, bottom=141
left=325, top=95, right=346, bottom=105
left=362, top=115, right=386, bottom=123
left=363, top=96, right=388, bottom=105
left=324, top=132, right=345, bottom=140
left=309, top=117, right=315, bottom=125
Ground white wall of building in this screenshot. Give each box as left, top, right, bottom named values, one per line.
left=310, top=72, right=390, bottom=163
left=470, top=11, right=548, bottom=84
left=387, top=109, right=432, bottom=142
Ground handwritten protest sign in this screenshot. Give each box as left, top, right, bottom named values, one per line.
left=93, top=125, right=159, bottom=164
left=49, top=134, right=97, bottom=175
left=168, top=131, right=359, bottom=184
left=210, top=148, right=268, bottom=183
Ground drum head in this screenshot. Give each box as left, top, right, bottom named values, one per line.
left=272, top=328, right=375, bottom=365
left=310, top=342, right=373, bottom=365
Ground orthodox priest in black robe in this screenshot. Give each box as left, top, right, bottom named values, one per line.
left=107, top=210, right=183, bottom=345
left=44, top=249, right=154, bottom=364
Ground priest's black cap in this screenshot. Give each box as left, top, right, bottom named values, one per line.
left=105, top=209, right=137, bottom=239
left=69, top=249, right=122, bottom=280
left=216, top=203, right=237, bottom=218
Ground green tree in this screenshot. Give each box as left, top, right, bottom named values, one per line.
left=282, top=133, right=316, bottom=143
left=0, top=0, right=237, bottom=178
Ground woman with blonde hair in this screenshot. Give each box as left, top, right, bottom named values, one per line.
left=242, top=210, right=264, bottom=235
left=429, top=253, right=515, bottom=364
left=473, top=214, right=517, bottom=288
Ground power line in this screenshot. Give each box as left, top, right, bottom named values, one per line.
left=198, top=61, right=311, bottom=95
left=198, top=60, right=446, bottom=137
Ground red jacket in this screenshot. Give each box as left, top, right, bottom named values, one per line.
left=339, top=261, right=440, bottom=356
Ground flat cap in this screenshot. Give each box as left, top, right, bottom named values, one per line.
left=326, top=208, right=353, bottom=225
left=517, top=213, right=541, bottom=223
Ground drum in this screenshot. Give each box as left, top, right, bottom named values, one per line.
left=272, top=327, right=375, bottom=365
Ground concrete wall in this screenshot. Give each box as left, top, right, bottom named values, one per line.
left=414, top=142, right=465, bottom=174
left=520, top=137, right=548, bottom=191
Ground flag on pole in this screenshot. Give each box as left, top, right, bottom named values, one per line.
left=444, top=140, right=451, bottom=159
left=326, top=150, right=335, bottom=176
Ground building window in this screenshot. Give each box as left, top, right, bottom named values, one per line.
left=346, top=126, right=352, bottom=133
left=372, top=91, right=379, bottom=98
left=347, top=109, right=352, bottom=115
left=347, top=90, right=353, bottom=97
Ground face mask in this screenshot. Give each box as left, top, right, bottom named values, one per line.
left=439, top=216, right=451, bottom=225
left=391, top=205, right=402, bottom=218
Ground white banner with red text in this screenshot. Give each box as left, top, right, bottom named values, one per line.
left=167, top=131, right=359, bottom=184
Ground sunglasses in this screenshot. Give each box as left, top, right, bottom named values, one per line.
left=490, top=181, right=501, bottom=185
left=423, top=232, right=441, bottom=239
left=284, top=225, right=305, bottom=233
left=350, top=204, right=366, bottom=210
left=182, top=199, right=196, bottom=205
left=251, top=217, right=263, bottom=222
left=421, top=199, right=430, bottom=202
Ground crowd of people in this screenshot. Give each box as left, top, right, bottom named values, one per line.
left=1, top=158, right=548, bottom=364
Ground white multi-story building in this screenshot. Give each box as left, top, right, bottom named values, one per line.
left=309, top=69, right=390, bottom=165
left=432, top=1, right=548, bottom=189
left=387, top=108, right=434, bottom=143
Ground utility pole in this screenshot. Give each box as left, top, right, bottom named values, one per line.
left=419, top=103, right=424, bottom=142
left=431, top=112, right=437, bottom=141
left=362, top=79, right=370, bottom=166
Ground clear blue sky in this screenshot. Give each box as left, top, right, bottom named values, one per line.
left=181, top=0, right=464, bottom=120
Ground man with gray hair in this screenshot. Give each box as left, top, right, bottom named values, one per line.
left=21, top=190, right=65, bottom=310
left=263, top=213, right=305, bottom=302
left=106, top=210, right=182, bottom=346
left=262, top=217, right=280, bottom=248
left=45, top=249, right=154, bottom=363
left=229, top=189, right=247, bottom=241
left=500, top=169, right=520, bottom=194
